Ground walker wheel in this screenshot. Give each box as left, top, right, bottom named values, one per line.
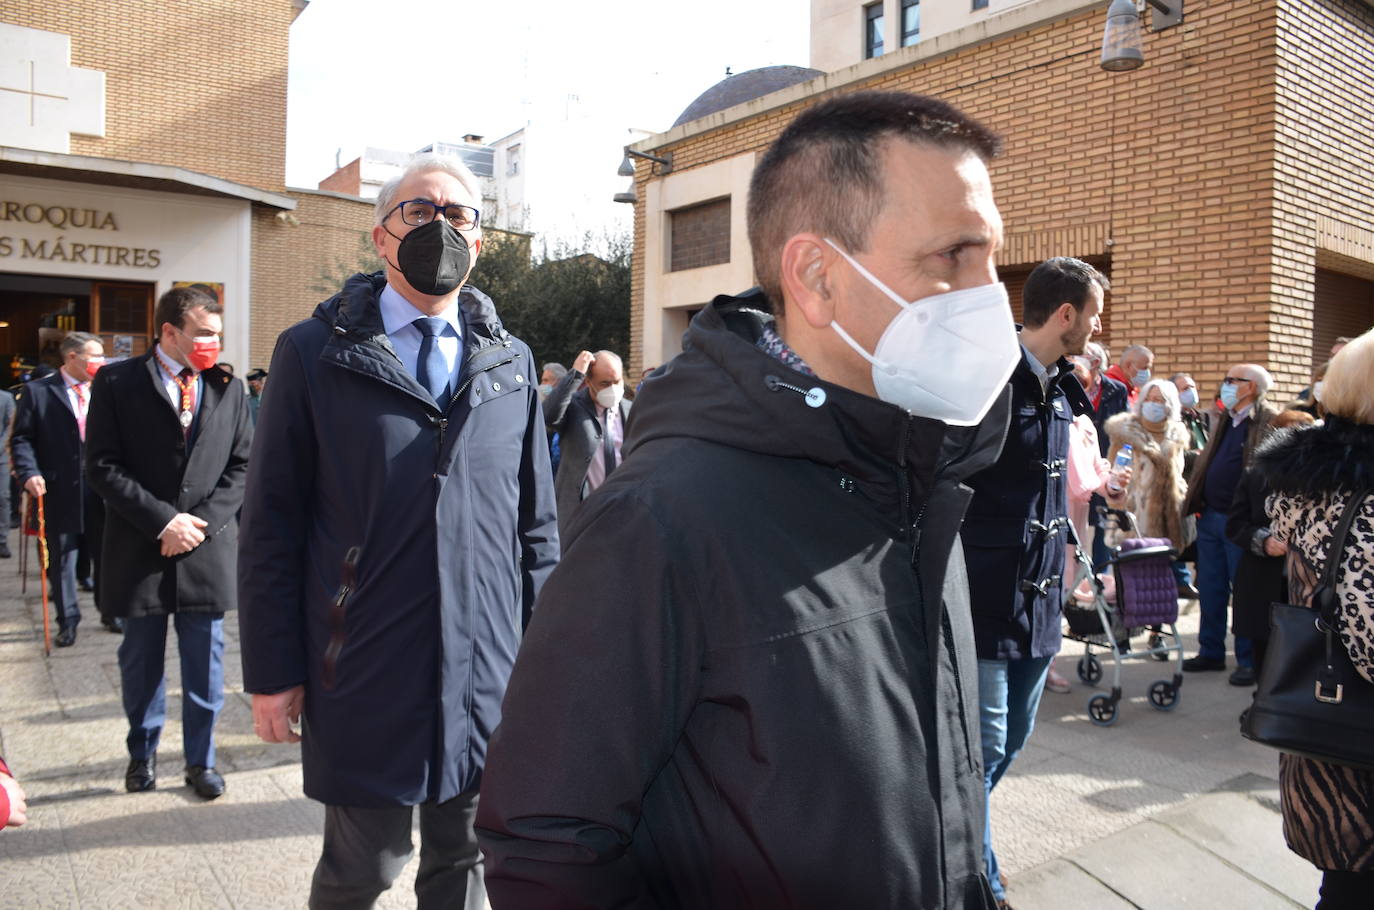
left=1148, top=680, right=1179, bottom=711
left=1077, top=653, right=1104, bottom=685
left=1088, top=693, right=1119, bottom=726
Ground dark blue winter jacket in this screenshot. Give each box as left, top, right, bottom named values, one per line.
left=237, top=272, right=559, bottom=807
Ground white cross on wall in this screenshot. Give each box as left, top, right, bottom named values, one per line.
left=0, top=23, right=106, bottom=155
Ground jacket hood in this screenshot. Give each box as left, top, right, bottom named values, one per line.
left=1254, top=415, right=1374, bottom=496
left=312, top=271, right=506, bottom=353
left=625, top=289, right=1010, bottom=511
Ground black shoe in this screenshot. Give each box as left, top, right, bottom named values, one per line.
left=79, top=576, right=95, bottom=592
left=0, top=542, right=11, bottom=559
left=185, top=765, right=226, bottom=800
left=55, top=627, right=77, bottom=648
left=101, top=617, right=124, bottom=634
left=126, top=757, right=156, bottom=792
left=1182, top=655, right=1226, bottom=672
left=1177, top=583, right=1200, bottom=599
left=1228, top=666, right=1257, bottom=686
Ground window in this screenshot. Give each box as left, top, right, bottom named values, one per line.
left=901, top=0, right=920, bottom=47
left=669, top=198, right=731, bottom=272
left=864, top=2, right=884, bottom=59
left=506, top=143, right=521, bottom=176
left=972, top=0, right=989, bottom=9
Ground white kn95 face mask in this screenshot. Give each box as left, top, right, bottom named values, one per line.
left=824, top=238, right=1019, bottom=427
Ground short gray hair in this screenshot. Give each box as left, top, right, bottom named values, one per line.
left=1236, top=363, right=1272, bottom=399
left=60, top=331, right=101, bottom=356
left=374, top=153, right=483, bottom=226
left=1122, top=344, right=1154, bottom=363
left=542, top=362, right=567, bottom=381
left=1135, top=378, right=1181, bottom=422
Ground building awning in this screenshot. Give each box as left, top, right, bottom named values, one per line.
left=0, top=146, right=297, bottom=210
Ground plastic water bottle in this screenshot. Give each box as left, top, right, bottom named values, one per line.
left=1106, top=444, right=1133, bottom=494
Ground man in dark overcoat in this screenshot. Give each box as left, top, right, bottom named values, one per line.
left=86, top=287, right=252, bottom=799
left=962, top=257, right=1107, bottom=906
left=238, top=153, right=558, bottom=909
left=542, top=347, right=631, bottom=549
left=12, top=331, right=107, bottom=645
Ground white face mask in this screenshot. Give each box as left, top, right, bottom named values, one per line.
left=824, top=239, right=1019, bottom=427
left=594, top=382, right=624, bottom=410
left=1141, top=401, right=1169, bottom=423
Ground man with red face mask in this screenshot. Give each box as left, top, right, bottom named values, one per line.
left=86, top=287, right=253, bottom=800
left=12, top=331, right=107, bottom=645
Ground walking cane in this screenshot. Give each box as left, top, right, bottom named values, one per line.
left=37, top=493, right=51, bottom=656
left=18, top=490, right=28, bottom=591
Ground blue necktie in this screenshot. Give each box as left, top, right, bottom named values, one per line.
left=412, top=317, right=449, bottom=409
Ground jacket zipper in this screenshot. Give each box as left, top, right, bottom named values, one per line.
left=436, top=352, right=516, bottom=450
left=321, top=545, right=361, bottom=691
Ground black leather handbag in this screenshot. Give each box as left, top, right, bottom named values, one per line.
left=1241, top=486, right=1374, bottom=771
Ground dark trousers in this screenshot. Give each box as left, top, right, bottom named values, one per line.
left=76, top=491, right=105, bottom=613
left=1317, top=870, right=1374, bottom=910
left=45, top=529, right=81, bottom=631
left=310, top=791, right=486, bottom=910
left=119, top=613, right=225, bottom=767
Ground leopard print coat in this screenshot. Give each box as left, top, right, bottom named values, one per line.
left=1257, top=416, right=1374, bottom=872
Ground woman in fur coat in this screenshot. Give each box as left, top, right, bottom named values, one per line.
left=1254, top=329, right=1374, bottom=909
left=1103, top=378, right=1192, bottom=548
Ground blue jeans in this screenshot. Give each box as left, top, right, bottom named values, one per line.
left=1172, top=560, right=1193, bottom=587
left=120, top=613, right=225, bottom=767
left=978, top=656, right=1053, bottom=901
left=1195, top=508, right=1251, bottom=666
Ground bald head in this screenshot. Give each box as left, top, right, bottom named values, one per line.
left=585, top=351, right=624, bottom=403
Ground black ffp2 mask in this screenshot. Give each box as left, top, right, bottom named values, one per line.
left=392, top=219, right=470, bottom=296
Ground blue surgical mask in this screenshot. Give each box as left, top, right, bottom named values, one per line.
left=1219, top=384, right=1239, bottom=410
left=1141, top=401, right=1169, bottom=423
left=1179, top=387, right=1199, bottom=409
left=1133, top=368, right=1151, bottom=387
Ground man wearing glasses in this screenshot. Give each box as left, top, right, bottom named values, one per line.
left=1181, top=364, right=1279, bottom=685
left=238, top=154, right=558, bottom=909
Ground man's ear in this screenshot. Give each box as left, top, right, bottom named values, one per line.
left=1056, top=301, right=1077, bottom=329
left=779, top=234, right=838, bottom=330
left=370, top=224, right=387, bottom=256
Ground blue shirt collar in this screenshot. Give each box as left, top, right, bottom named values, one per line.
left=378, top=283, right=462, bottom=338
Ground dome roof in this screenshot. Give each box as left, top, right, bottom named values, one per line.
left=673, top=65, right=823, bottom=128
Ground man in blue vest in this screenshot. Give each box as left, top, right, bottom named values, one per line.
left=963, top=257, right=1107, bottom=907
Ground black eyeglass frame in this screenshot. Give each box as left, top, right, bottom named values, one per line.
left=386, top=198, right=481, bottom=231
left=1221, top=376, right=1254, bottom=386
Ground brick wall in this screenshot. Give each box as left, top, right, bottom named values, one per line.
left=669, top=198, right=732, bottom=271
left=318, top=159, right=362, bottom=195
left=5, top=0, right=291, bottom=192
left=631, top=0, right=1374, bottom=399
left=1272, top=0, right=1374, bottom=383
left=249, top=190, right=375, bottom=369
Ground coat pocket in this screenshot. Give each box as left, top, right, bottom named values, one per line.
left=321, top=546, right=361, bottom=691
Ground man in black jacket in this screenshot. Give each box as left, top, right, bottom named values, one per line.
left=962, top=258, right=1106, bottom=907
left=476, top=91, right=1018, bottom=909
left=86, top=287, right=252, bottom=799
left=12, top=331, right=107, bottom=645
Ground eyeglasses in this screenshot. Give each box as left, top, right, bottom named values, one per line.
left=386, top=198, right=480, bottom=231
left=1221, top=376, right=1253, bottom=385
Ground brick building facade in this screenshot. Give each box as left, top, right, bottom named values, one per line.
left=0, top=0, right=375, bottom=374
left=627, top=0, right=1374, bottom=400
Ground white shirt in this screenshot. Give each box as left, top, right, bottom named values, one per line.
left=379, top=283, right=462, bottom=391
left=60, top=369, right=91, bottom=422
left=1230, top=403, right=1254, bottom=427
left=583, top=401, right=624, bottom=493
left=153, top=343, right=202, bottom=419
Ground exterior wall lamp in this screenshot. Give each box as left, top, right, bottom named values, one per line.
left=1101, top=0, right=1184, bottom=72
left=613, top=147, right=673, bottom=204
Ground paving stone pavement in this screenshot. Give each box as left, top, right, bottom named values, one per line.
left=0, top=527, right=1322, bottom=908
